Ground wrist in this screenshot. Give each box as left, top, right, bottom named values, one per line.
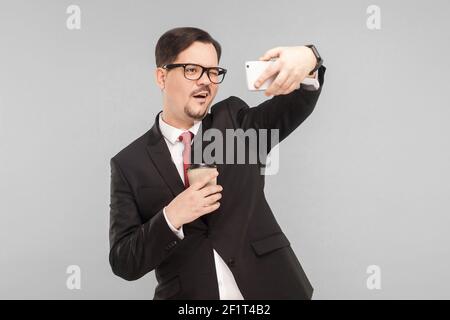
left=304, top=44, right=323, bottom=75
left=165, top=206, right=182, bottom=229
left=304, top=46, right=317, bottom=72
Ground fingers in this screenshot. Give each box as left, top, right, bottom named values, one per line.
left=194, top=187, right=221, bottom=217
left=265, top=70, right=290, bottom=96
left=191, top=169, right=219, bottom=190
left=199, top=185, right=222, bottom=216
left=203, top=191, right=222, bottom=206
left=200, top=184, right=223, bottom=197
left=286, top=80, right=301, bottom=94
left=254, top=60, right=281, bottom=89
left=198, top=201, right=221, bottom=216
left=259, top=46, right=283, bottom=61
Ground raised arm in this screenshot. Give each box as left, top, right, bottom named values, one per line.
left=233, top=45, right=326, bottom=154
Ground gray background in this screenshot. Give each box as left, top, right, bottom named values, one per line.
left=1, top=0, right=449, bottom=299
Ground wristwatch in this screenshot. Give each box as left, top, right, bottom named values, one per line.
left=305, top=44, right=323, bottom=75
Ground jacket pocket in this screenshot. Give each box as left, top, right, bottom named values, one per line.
left=154, top=275, right=181, bottom=300
left=251, top=232, right=291, bottom=256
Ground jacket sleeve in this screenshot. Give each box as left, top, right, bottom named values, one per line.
left=108, top=157, right=181, bottom=281
left=230, top=65, right=326, bottom=155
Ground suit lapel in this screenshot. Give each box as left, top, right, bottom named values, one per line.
left=146, top=111, right=211, bottom=232
left=146, top=111, right=185, bottom=197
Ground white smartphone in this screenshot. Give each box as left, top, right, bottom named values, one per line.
left=245, top=60, right=317, bottom=91
left=245, top=60, right=276, bottom=91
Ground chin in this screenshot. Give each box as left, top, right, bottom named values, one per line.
left=185, top=102, right=210, bottom=121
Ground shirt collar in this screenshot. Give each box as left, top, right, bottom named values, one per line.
left=158, top=112, right=201, bottom=145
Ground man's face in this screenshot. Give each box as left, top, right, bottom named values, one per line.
left=158, top=41, right=220, bottom=124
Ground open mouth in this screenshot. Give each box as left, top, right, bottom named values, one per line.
left=192, top=92, right=208, bottom=103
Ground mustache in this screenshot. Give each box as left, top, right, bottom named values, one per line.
left=192, top=87, right=210, bottom=96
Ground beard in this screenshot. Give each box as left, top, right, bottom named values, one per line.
left=184, top=101, right=210, bottom=121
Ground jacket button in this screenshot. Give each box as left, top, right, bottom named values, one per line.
left=227, top=258, right=235, bottom=267
left=166, top=240, right=178, bottom=250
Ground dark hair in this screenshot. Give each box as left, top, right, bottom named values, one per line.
left=155, top=27, right=222, bottom=67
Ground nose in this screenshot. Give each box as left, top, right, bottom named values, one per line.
left=197, top=70, right=212, bottom=86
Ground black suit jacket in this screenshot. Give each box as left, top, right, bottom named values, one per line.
left=109, top=66, right=325, bottom=300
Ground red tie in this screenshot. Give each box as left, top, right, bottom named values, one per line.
left=179, top=131, right=194, bottom=188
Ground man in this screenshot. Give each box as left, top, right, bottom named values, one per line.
left=109, top=27, right=325, bottom=299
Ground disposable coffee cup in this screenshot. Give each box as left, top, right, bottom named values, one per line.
left=187, top=164, right=218, bottom=187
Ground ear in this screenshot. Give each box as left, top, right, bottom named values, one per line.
left=155, top=67, right=166, bottom=90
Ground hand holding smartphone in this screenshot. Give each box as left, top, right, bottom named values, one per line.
left=245, top=60, right=317, bottom=91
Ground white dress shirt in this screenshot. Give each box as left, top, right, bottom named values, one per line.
left=159, top=76, right=320, bottom=299
left=159, top=113, right=245, bottom=300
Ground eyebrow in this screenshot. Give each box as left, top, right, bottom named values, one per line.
left=180, top=62, right=220, bottom=68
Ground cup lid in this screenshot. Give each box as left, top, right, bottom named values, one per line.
left=187, top=163, right=217, bottom=170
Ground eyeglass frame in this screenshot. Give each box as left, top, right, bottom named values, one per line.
left=161, top=63, right=227, bottom=84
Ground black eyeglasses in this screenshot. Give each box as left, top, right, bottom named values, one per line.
left=161, top=63, right=227, bottom=84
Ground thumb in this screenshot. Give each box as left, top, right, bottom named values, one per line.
left=259, top=46, right=283, bottom=61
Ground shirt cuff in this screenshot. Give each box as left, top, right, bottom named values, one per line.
left=301, top=70, right=320, bottom=91
left=163, top=206, right=185, bottom=240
